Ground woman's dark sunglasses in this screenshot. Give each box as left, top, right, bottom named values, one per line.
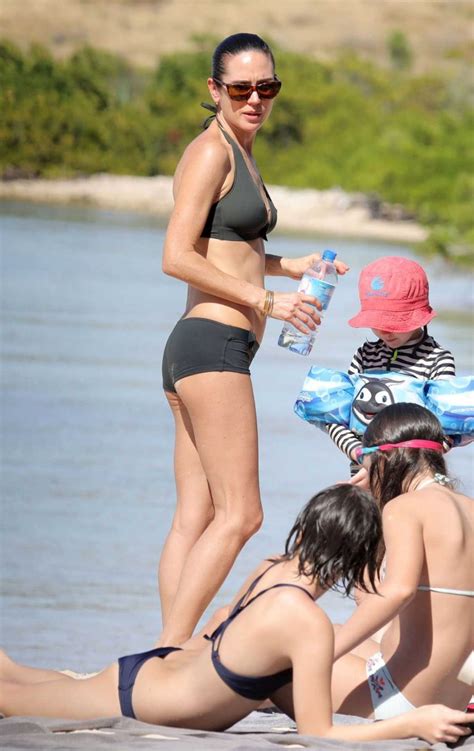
left=213, top=76, right=281, bottom=101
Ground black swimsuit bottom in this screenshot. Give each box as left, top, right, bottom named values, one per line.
left=118, top=646, right=182, bottom=719
left=162, top=317, right=259, bottom=393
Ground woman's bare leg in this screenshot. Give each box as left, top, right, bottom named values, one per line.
left=158, top=371, right=263, bottom=646
left=331, top=651, right=374, bottom=718
left=159, top=390, right=215, bottom=625
left=0, top=663, right=120, bottom=719
left=0, top=649, right=75, bottom=684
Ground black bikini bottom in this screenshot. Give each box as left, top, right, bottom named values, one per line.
left=118, top=646, right=181, bottom=719
left=162, top=317, right=259, bottom=393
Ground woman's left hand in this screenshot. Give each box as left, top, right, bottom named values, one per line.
left=282, top=253, right=349, bottom=280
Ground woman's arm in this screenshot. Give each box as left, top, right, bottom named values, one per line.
left=324, top=707, right=472, bottom=744
left=264, top=253, right=349, bottom=279
left=334, top=497, right=424, bottom=660
left=163, top=141, right=268, bottom=311
left=284, top=598, right=471, bottom=744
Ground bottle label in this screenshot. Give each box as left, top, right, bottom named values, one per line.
left=299, top=277, right=335, bottom=312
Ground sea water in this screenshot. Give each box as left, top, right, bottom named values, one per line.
left=2, top=201, right=473, bottom=671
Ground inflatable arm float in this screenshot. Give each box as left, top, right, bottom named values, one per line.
left=294, top=368, right=474, bottom=446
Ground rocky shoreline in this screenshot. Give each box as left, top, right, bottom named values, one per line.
left=0, top=174, right=427, bottom=244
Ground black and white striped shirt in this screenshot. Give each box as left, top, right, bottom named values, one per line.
left=326, top=329, right=456, bottom=461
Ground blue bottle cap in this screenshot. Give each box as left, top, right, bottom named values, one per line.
left=322, top=249, right=337, bottom=261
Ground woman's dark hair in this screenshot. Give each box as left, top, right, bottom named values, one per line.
left=284, top=485, right=382, bottom=596
left=201, top=34, right=275, bottom=128
left=363, top=403, right=449, bottom=509
left=211, top=33, right=275, bottom=79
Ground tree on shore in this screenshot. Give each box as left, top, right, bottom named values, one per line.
left=0, top=39, right=472, bottom=264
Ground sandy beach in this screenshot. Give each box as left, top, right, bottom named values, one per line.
left=0, top=174, right=428, bottom=244
left=1, top=710, right=473, bottom=750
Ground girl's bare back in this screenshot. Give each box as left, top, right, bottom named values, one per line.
left=381, top=485, right=473, bottom=708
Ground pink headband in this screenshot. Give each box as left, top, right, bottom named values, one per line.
left=356, top=439, right=444, bottom=460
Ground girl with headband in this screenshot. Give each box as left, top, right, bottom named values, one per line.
left=0, top=484, right=471, bottom=744
left=331, top=403, right=473, bottom=722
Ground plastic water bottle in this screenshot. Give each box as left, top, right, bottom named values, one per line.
left=278, top=249, right=338, bottom=356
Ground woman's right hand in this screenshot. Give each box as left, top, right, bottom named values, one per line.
left=407, top=705, right=472, bottom=744
left=270, top=291, right=321, bottom=333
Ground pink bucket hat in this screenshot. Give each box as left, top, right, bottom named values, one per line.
left=348, top=256, right=436, bottom=333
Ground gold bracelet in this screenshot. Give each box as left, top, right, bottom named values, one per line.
left=263, top=289, right=270, bottom=315
left=267, top=290, right=274, bottom=316
left=262, top=289, right=274, bottom=317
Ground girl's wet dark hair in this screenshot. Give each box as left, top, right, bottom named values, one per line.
left=211, top=33, right=275, bottom=80
left=363, top=403, right=449, bottom=509
left=284, top=485, right=382, bottom=596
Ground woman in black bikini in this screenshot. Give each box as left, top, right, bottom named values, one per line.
left=158, top=32, right=349, bottom=647
left=158, top=34, right=347, bottom=644
left=1, top=484, right=470, bottom=744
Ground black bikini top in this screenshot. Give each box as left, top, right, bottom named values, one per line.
left=206, top=561, right=313, bottom=701
left=200, top=121, right=277, bottom=242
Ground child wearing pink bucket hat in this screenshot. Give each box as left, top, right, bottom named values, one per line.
left=327, top=256, right=456, bottom=485
left=348, top=256, right=436, bottom=334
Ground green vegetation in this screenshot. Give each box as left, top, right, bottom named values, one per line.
left=1, top=39, right=473, bottom=264
left=387, top=30, right=413, bottom=71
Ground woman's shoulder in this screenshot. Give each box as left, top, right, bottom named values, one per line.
left=270, top=592, right=333, bottom=652
left=181, top=126, right=231, bottom=170
left=384, top=484, right=471, bottom=520
left=381, top=491, right=420, bottom=525
left=383, top=487, right=432, bottom=514
left=174, top=126, right=231, bottom=193
left=268, top=584, right=331, bottom=629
